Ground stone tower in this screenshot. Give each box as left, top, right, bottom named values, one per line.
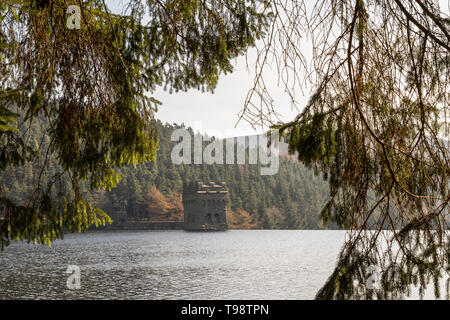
left=183, top=181, right=228, bottom=231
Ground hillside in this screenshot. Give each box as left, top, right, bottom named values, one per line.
left=1, top=118, right=331, bottom=229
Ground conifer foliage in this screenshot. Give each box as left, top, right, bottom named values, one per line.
left=0, top=1, right=270, bottom=248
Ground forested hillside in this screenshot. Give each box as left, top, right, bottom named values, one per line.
left=1, top=118, right=331, bottom=229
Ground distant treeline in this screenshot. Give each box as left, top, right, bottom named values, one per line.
left=1, top=118, right=332, bottom=229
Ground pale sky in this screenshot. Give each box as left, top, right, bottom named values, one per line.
left=153, top=50, right=301, bottom=138
left=106, top=0, right=305, bottom=138
left=105, top=0, right=449, bottom=138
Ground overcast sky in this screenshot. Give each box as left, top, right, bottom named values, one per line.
left=106, top=1, right=449, bottom=138
left=153, top=52, right=301, bottom=138
left=106, top=0, right=304, bottom=138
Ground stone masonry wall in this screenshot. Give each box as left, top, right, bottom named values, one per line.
left=183, top=182, right=228, bottom=231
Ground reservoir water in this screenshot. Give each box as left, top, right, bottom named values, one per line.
left=0, top=230, right=442, bottom=299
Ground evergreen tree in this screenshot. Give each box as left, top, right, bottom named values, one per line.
left=0, top=0, right=270, bottom=248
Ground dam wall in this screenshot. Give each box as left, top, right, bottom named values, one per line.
left=100, top=221, right=184, bottom=230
